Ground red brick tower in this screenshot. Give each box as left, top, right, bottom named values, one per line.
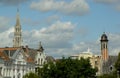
left=100, top=32, right=109, bottom=61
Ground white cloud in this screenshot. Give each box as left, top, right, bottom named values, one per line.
left=30, top=0, right=89, bottom=15
left=0, top=27, right=14, bottom=47
left=45, top=33, right=120, bottom=58
left=0, top=20, right=120, bottom=58
left=0, top=16, right=11, bottom=33
left=45, top=15, right=60, bottom=24
left=21, top=21, right=75, bottom=58
left=108, top=33, right=120, bottom=55
left=22, top=21, right=75, bottom=48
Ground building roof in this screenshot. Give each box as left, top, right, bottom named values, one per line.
left=46, top=56, right=55, bottom=63
left=0, top=51, right=9, bottom=61
left=0, top=46, right=42, bottom=63
left=0, top=47, right=18, bottom=51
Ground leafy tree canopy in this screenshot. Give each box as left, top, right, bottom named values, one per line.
left=115, top=52, right=120, bottom=72
left=23, top=72, right=39, bottom=78
left=37, top=57, right=97, bottom=78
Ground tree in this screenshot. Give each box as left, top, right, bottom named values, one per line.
left=115, top=52, right=120, bottom=73
left=114, top=52, right=120, bottom=78
left=37, top=57, right=97, bottom=78
left=23, top=72, right=39, bottom=78
left=97, top=73, right=116, bottom=78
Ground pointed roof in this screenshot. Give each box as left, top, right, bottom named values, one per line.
left=15, top=8, right=21, bottom=26
left=101, top=32, right=108, bottom=41
left=38, top=42, right=44, bottom=52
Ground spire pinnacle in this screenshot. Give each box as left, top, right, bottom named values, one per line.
left=13, top=8, right=22, bottom=47
left=38, top=41, right=44, bottom=52
left=16, top=8, right=20, bottom=26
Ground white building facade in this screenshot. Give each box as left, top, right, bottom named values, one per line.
left=0, top=45, right=46, bottom=78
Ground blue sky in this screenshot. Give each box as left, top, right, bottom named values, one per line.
left=0, top=0, right=120, bottom=58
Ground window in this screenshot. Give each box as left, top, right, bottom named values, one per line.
left=110, top=65, right=113, bottom=71
left=41, top=59, right=43, bottom=65
left=103, top=44, right=105, bottom=49
left=38, top=58, right=40, bottom=64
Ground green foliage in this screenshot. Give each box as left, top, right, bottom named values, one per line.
left=37, top=57, right=97, bottom=78
left=115, top=52, right=120, bottom=72
left=23, top=72, right=39, bottom=78
left=97, top=73, right=116, bottom=78
left=114, top=52, right=120, bottom=78
left=23, top=57, right=97, bottom=78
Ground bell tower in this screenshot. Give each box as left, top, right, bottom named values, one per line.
left=100, top=32, right=109, bottom=61
left=13, top=8, right=22, bottom=47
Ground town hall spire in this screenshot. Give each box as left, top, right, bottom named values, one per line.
left=13, top=8, right=22, bottom=47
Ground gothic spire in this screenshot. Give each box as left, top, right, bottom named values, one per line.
left=13, top=8, right=22, bottom=47
left=16, top=8, right=21, bottom=26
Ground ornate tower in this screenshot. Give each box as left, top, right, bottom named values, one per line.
left=100, top=32, right=109, bottom=61
left=13, top=9, right=22, bottom=47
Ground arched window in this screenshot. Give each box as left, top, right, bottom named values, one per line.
left=18, top=73, right=21, bottom=78
left=38, top=58, right=40, bottom=64
left=110, top=65, right=113, bottom=71
left=41, top=59, right=43, bottom=65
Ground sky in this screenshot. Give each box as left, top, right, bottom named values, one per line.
left=0, top=0, right=120, bottom=58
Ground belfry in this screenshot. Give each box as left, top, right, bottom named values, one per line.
left=13, top=8, right=22, bottom=47
left=100, top=32, right=109, bottom=61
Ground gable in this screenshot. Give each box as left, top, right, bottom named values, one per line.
left=16, top=52, right=25, bottom=61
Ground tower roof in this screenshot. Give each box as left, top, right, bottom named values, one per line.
left=38, top=42, right=44, bottom=52
left=13, top=8, right=22, bottom=47
left=16, top=8, right=21, bottom=26
left=101, top=32, right=108, bottom=41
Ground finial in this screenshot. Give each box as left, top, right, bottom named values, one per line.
left=38, top=41, right=44, bottom=52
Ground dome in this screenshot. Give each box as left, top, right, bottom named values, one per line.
left=101, top=33, right=108, bottom=41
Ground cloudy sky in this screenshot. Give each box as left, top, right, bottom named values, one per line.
left=0, top=0, right=120, bottom=58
